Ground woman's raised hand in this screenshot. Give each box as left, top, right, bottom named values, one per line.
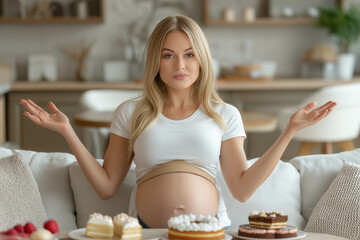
left=287, top=101, right=337, bottom=133
left=20, top=99, right=70, bottom=135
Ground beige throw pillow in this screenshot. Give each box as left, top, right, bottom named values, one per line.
left=69, top=161, right=136, bottom=228
left=305, top=161, right=360, bottom=240
left=0, top=153, right=47, bottom=231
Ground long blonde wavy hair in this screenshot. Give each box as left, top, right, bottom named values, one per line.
left=129, top=15, right=225, bottom=156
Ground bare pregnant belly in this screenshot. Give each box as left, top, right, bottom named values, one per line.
left=136, top=172, right=219, bottom=228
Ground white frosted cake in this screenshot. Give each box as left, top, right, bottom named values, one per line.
left=113, top=213, right=142, bottom=240
left=85, top=213, right=114, bottom=239
left=168, top=214, right=224, bottom=240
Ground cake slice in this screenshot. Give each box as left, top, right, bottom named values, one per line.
left=248, top=210, right=288, bottom=229
left=238, top=224, right=297, bottom=239
left=113, top=213, right=142, bottom=240
left=85, top=213, right=114, bottom=239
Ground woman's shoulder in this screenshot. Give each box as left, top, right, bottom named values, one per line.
left=113, top=99, right=139, bottom=115
left=214, top=103, right=240, bottom=116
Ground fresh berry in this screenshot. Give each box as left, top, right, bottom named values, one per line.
left=24, top=222, right=36, bottom=234
left=43, top=219, right=59, bottom=234
left=5, top=228, right=17, bottom=236
left=14, top=224, right=25, bottom=233
left=18, top=232, right=30, bottom=238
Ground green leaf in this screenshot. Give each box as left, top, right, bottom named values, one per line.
left=316, top=4, right=360, bottom=53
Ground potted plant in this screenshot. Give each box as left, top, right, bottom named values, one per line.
left=316, top=4, right=360, bottom=80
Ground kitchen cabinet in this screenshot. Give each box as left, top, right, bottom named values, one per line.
left=0, top=0, right=103, bottom=24
left=203, top=0, right=345, bottom=26
left=7, top=91, right=85, bottom=153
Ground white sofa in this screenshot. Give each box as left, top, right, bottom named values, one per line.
left=0, top=147, right=359, bottom=239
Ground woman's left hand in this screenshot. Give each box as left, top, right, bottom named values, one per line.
left=287, top=101, right=337, bottom=133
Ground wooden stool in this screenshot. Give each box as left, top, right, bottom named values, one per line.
left=241, top=111, right=278, bottom=133
left=298, top=140, right=356, bottom=156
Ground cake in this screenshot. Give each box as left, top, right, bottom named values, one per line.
left=113, top=213, right=142, bottom=240
left=238, top=224, right=298, bottom=239
left=85, top=213, right=114, bottom=239
left=168, top=214, right=225, bottom=240
left=238, top=211, right=297, bottom=239
left=249, top=210, right=288, bottom=229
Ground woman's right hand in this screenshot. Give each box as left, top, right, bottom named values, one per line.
left=20, top=99, right=70, bottom=135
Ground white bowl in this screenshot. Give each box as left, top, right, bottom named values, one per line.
left=258, top=61, right=277, bottom=78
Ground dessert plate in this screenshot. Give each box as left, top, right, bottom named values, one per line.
left=69, top=228, right=232, bottom=240
left=229, top=229, right=306, bottom=240
left=69, top=228, right=117, bottom=240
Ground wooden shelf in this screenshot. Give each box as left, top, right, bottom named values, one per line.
left=0, top=16, right=103, bottom=24
left=203, top=0, right=342, bottom=26
left=205, top=17, right=316, bottom=26
left=9, top=78, right=360, bottom=92
left=0, top=0, right=104, bottom=24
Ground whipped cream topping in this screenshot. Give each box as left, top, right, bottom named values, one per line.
left=168, top=214, right=223, bottom=232
left=259, top=211, right=267, bottom=217
left=249, top=210, right=259, bottom=216
left=249, top=210, right=287, bottom=217
left=114, top=213, right=140, bottom=228
left=88, top=213, right=113, bottom=226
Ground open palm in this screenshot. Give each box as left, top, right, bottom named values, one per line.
left=20, top=99, right=70, bottom=134
left=289, top=101, right=337, bottom=132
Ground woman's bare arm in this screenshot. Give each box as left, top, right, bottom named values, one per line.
left=19, top=99, right=131, bottom=199
left=220, top=101, right=337, bottom=202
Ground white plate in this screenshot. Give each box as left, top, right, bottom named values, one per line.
left=68, top=229, right=116, bottom=240
left=229, top=229, right=306, bottom=240
left=69, top=228, right=233, bottom=240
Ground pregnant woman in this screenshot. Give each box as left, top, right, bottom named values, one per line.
left=20, top=15, right=336, bottom=228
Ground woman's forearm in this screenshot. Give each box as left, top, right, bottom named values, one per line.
left=62, top=125, right=113, bottom=199
left=237, top=125, right=296, bottom=200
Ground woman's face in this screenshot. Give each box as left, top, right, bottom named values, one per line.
left=159, top=30, right=200, bottom=93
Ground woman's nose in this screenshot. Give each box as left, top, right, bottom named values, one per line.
left=175, top=57, right=185, bottom=70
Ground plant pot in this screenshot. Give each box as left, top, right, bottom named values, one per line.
left=337, top=53, right=356, bottom=80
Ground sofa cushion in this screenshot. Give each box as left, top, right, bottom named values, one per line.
left=0, top=153, right=47, bottom=231
left=69, top=161, right=137, bottom=228
left=289, top=149, right=360, bottom=222
left=304, top=161, right=360, bottom=240
left=0, top=147, right=78, bottom=230
left=218, top=158, right=305, bottom=230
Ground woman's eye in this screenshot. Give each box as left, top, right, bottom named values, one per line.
left=186, top=53, right=195, bottom=58
left=163, top=54, right=173, bottom=58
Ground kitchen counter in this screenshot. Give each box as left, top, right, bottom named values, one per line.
left=9, top=78, right=360, bottom=92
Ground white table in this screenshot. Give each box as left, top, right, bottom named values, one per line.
left=61, top=228, right=349, bottom=240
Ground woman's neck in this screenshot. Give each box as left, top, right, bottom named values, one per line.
left=164, top=89, right=198, bottom=109
left=162, top=90, right=199, bottom=120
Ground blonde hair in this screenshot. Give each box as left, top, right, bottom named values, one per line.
left=129, top=15, right=225, bottom=156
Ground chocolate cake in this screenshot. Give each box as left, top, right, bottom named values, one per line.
left=249, top=210, right=288, bottom=229
left=238, top=224, right=298, bottom=239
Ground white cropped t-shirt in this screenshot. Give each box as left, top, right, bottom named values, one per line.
left=110, top=100, right=246, bottom=227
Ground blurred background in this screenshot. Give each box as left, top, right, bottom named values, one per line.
left=1, top=0, right=360, bottom=159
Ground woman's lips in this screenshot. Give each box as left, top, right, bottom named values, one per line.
left=173, top=74, right=188, bottom=80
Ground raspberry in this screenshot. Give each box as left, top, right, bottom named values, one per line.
left=43, top=219, right=59, bottom=234
left=14, top=224, right=25, bottom=233
left=24, top=222, right=36, bottom=234
left=5, top=228, right=17, bottom=236
left=18, top=232, right=30, bottom=238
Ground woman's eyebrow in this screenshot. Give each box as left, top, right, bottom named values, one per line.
left=162, top=47, right=193, bottom=52
left=162, top=48, right=174, bottom=52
